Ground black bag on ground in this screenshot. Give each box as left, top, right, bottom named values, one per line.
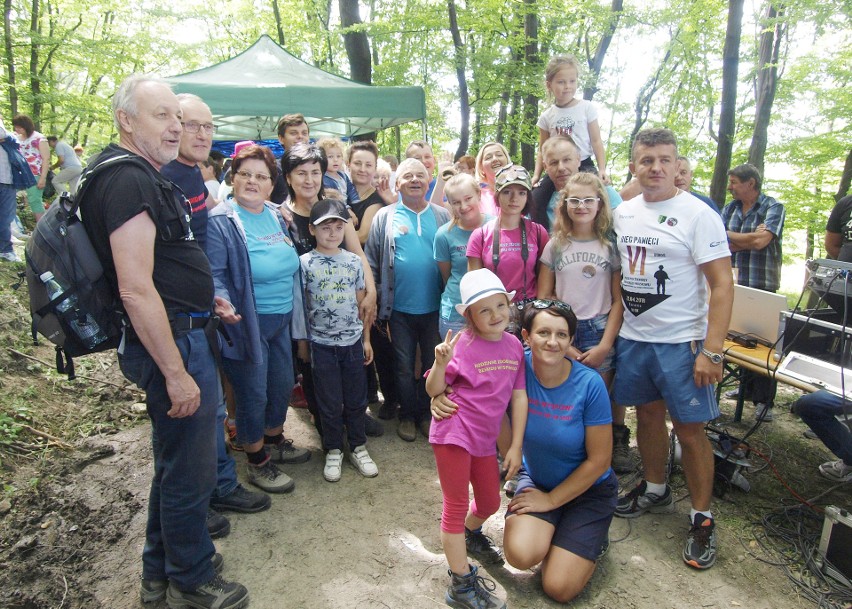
left=24, top=154, right=158, bottom=379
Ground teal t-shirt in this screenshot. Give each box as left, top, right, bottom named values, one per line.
left=433, top=217, right=491, bottom=324
left=236, top=205, right=299, bottom=314
left=392, top=203, right=442, bottom=314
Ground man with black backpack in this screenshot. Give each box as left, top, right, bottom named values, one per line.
left=79, top=75, right=248, bottom=609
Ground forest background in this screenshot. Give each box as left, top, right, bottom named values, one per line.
left=2, top=0, right=850, bottom=271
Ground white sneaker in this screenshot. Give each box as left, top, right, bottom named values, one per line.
left=0, top=251, right=21, bottom=263
left=349, top=445, right=378, bottom=478
left=818, top=460, right=852, bottom=483
left=324, top=449, right=343, bottom=482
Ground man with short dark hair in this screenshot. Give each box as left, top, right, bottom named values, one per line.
left=612, top=128, right=733, bottom=571
left=270, top=113, right=311, bottom=204
left=80, top=74, right=249, bottom=609
left=721, top=163, right=785, bottom=421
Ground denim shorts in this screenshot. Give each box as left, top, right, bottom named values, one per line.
left=507, top=467, right=617, bottom=561
left=612, top=338, right=720, bottom=423
left=575, top=314, right=615, bottom=373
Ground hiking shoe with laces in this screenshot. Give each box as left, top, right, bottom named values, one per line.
left=819, top=459, right=852, bottom=482
left=682, top=513, right=717, bottom=569
left=349, top=445, right=379, bottom=477
left=611, top=424, right=638, bottom=474
left=165, top=574, right=249, bottom=609
left=465, top=527, right=504, bottom=565
left=267, top=437, right=311, bottom=464
left=141, top=554, right=223, bottom=603
left=615, top=481, right=675, bottom=518
left=206, top=508, right=230, bottom=539
left=210, top=484, right=271, bottom=514
left=446, top=564, right=506, bottom=609
left=324, top=449, right=344, bottom=482
left=754, top=402, right=774, bottom=421
left=0, top=251, right=22, bottom=263
left=247, top=458, right=294, bottom=493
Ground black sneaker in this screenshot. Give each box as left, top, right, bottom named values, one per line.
left=683, top=513, right=717, bottom=569
left=378, top=402, right=398, bottom=420
left=210, top=484, right=271, bottom=514
left=207, top=508, right=230, bottom=539
left=140, top=554, right=223, bottom=603
left=465, top=528, right=504, bottom=565
left=165, top=574, right=249, bottom=609
left=614, top=481, right=675, bottom=518
left=364, top=414, right=385, bottom=437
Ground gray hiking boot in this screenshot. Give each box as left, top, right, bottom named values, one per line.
left=247, top=458, right=295, bottom=493
left=611, top=424, right=638, bottom=474
left=165, top=574, right=248, bottom=609
left=141, top=553, right=223, bottom=603
left=446, top=565, right=506, bottom=609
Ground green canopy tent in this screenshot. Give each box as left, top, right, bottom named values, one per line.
left=167, top=35, right=426, bottom=140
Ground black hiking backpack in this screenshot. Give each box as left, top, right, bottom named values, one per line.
left=24, top=153, right=163, bottom=379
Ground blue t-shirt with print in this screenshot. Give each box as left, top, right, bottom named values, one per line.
left=523, top=352, right=613, bottom=491
left=392, top=203, right=442, bottom=314
left=236, top=205, right=298, bottom=314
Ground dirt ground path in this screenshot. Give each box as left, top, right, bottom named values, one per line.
left=36, top=405, right=822, bottom=609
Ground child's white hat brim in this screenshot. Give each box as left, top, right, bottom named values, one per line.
left=454, top=268, right=516, bottom=316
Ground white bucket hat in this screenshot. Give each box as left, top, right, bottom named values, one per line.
left=455, top=268, right=516, bottom=316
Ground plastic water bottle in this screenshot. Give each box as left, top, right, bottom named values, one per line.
left=40, top=271, right=108, bottom=349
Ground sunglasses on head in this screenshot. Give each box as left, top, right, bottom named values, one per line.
left=528, top=299, right=573, bottom=313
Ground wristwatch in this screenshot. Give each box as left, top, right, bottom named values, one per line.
left=701, top=348, right=723, bottom=365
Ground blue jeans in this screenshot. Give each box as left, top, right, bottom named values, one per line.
left=389, top=310, right=440, bottom=423
left=222, top=312, right=294, bottom=446
left=311, top=341, right=367, bottom=451
left=213, top=395, right=238, bottom=498
left=792, top=390, right=852, bottom=465
left=575, top=314, right=615, bottom=373
left=118, top=329, right=218, bottom=590
left=0, top=184, right=16, bottom=254
left=439, top=316, right=466, bottom=339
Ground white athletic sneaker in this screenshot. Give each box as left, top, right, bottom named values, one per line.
left=0, top=251, right=22, bottom=262
left=349, top=445, right=378, bottom=478
left=324, top=449, right=343, bottom=482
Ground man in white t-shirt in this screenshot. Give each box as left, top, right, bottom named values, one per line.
left=611, top=128, right=733, bottom=571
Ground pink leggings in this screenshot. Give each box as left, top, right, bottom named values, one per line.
left=433, top=443, right=502, bottom=534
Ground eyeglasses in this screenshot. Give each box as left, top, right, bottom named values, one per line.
left=565, top=196, right=600, bottom=209
left=182, top=121, right=217, bottom=135
left=234, top=170, right=272, bottom=182
left=528, top=299, right=573, bottom=313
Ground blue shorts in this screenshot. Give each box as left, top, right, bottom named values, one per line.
left=575, top=314, right=615, bottom=373
left=612, top=338, right=720, bottom=423
left=506, top=468, right=617, bottom=561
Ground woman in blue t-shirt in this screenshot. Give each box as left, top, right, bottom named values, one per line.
left=207, top=145, right=310, bottom=495
left=505, top=300, right=617, bottom=603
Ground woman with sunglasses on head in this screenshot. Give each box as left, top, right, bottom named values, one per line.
left=206, top=144, right=310, bottom=494
left=431, top=299, right=616, bottom=604
left=537, top=173, right=633, bottom=474
left=467, top=164, right=549, bottom=312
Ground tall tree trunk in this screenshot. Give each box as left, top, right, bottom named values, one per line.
left=710, top=0, right=744, bottom=207
left=339, top=0, right=371, bottom=84
left=747, top=3, right=785, bottom=176
left=29, top=0, right=41, bottom=124
left=447, top=0, right=469, bottom=160
left=836, top=148, right=852, bottom=202
left=496, top=90, right=509, bottom=144
left=271, top=0, right=286, bottom=47
left=584, top=0, right=624, bottom=101
left=3, top=0, right=17, bottom=114
left=521, top=0, right=538, bottom=169
left=508, top=91, right=521, bottom=158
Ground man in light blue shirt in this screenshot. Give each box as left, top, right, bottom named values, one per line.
left=47, top=135, right=83, bottom=194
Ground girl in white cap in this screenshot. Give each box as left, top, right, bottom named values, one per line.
left=425, top=268, right=528, bottom=609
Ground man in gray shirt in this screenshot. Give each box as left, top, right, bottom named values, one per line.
left=47, top=135, right=83, bottom=194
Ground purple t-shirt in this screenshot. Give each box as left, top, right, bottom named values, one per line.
left=428, top=331, right=525, bottom=456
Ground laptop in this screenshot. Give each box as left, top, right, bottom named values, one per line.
left=728, top=285, right=788, bottom=346
left=776, top=351, right=852, bottom=400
